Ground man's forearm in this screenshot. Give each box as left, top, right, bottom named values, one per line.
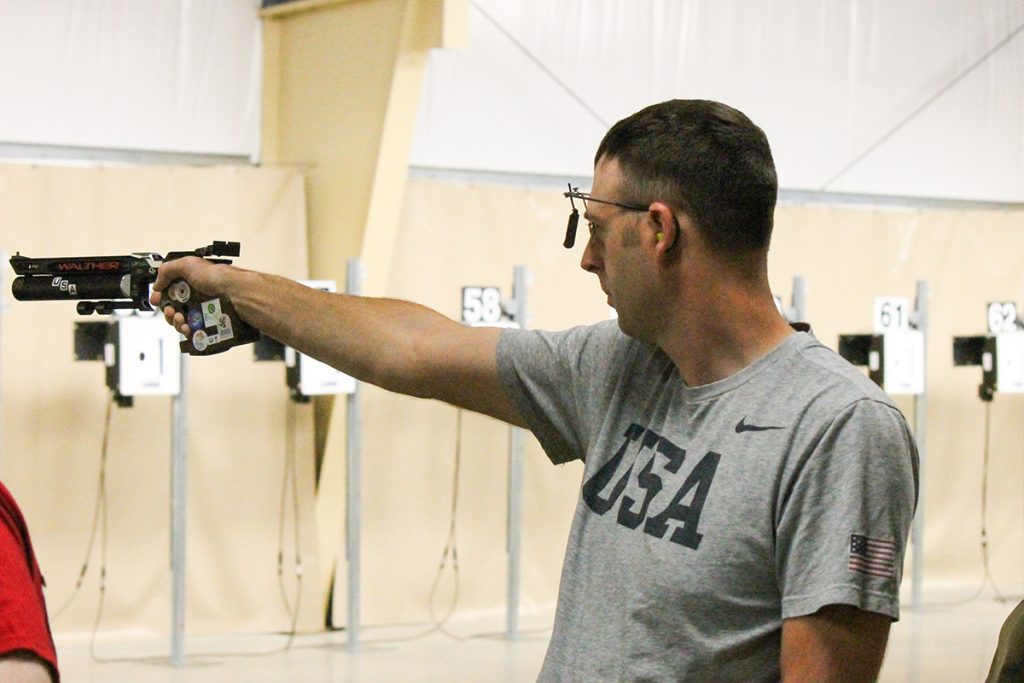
left=221, top=269, right=456, bottom=390
left=161, top=261, right=522, bottom=424
left=223, top=269, right=418, bottom=386
left=780, top=606, right=889, bottom=682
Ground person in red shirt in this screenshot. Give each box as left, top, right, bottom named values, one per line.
left=0, top=481, right=58, bottom=683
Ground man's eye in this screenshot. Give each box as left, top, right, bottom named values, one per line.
left=587, top=222, right=600, bottom=237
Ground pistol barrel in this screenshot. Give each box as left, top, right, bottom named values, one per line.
left=12, top=273, right=130, bottom=301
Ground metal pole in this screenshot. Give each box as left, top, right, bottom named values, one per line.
left=170, top=356, right=188, bottom=665
left=345, top=259, right=363, bottom=651
left=507, top=266, right=528, bottom=640
left=911, top=280, right=929, bottom=608
left=791, top=276, right=808, bottom=323
left=507, top=426, right=524, bottom=640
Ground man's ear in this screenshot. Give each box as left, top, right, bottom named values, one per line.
left=649, top=202, right=679, bottom=253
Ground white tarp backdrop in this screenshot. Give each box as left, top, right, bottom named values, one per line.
left=0, top=0, right=1021, bottom=200
left=0, top=0, right=262, bottom=159
left=411, top=0, right=1024, bottom=203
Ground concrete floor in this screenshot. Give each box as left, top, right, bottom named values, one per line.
left=54, top=586, right=1020, bottom=682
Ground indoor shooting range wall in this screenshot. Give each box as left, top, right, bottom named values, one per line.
left=2, top=163, right=1023, bottom=636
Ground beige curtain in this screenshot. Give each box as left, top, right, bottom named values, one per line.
left=0, top=163, right=319, bottom=634
left=3, top=166, right=1022, bottom=637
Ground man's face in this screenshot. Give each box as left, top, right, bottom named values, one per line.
left=580, top=157, right=651, bottom=337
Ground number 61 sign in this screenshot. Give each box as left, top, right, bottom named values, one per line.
left=873, top=297, right=911, bottom=334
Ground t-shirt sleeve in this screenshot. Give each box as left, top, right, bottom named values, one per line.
left=776, top=399, right=919, bottom=621
left=497, top=322, right=623, bottom=465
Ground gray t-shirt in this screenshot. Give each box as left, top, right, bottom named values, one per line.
left=497, top=321, right=919, bottom=682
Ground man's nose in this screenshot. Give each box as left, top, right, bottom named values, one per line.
left=580, top=240, right=600, bottom=274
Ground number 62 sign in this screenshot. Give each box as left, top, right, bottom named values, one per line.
left=987, top=302, right=1019, bottom=334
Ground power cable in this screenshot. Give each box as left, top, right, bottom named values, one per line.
left=914, top=400, right=1014, bottom=609
left=52, top=395, right=113, bottom=623
left=980, top=400, right=1009, bottom=602
left=425, top=408, right=464, bottom=638
left=274, top=398, right=303, bottom=652
left=361, top=408, right=466, bottom=645
left=821, top=19, right=1024, bottom=191
left=55, top=392, right=171, bottom=664
left=69, top=392, right=305, bottom=664
left=192, top=398, right=305, bottom=660
left=74, top=393, right=114, bottom=663
left=50, top=392, right=115, bottom=663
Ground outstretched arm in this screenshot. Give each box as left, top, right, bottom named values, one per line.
left=151, top=257, right=527, bottom=427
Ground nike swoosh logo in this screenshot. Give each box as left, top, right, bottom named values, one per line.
left=735, top=417, right=786, bottom=433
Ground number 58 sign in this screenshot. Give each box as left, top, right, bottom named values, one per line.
left=462, top=286, right=517, bottom=327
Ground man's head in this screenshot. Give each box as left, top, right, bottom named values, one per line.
left=594, top=100, right=777, bottom=254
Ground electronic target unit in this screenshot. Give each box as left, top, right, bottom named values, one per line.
left=75, top=310, right=182, bottom=407
left=839, top=296, right=926, bottom=395
left=953, top=301, right=1024, bottom=401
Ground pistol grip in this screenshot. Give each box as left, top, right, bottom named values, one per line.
left=163, top=279, right=259, bottom=356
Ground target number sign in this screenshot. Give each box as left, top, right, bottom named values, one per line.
left=987, top=302, right=1018, bottom=334
left=461, top=286, right=504, bottom=326
left=873, top=297, right=910, bottom=333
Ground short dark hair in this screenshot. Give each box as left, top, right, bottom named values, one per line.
left=595, top=99, right=778, bottom=253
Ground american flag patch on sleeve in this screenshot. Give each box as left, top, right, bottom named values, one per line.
left=848, top=534, right=897, bottom=579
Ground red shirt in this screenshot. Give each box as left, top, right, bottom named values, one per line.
left=0, top=481, right=58, bottom=681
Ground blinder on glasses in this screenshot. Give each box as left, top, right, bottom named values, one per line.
left=562, top=184, right=649, bottom=248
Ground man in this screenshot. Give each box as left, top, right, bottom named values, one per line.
left=152, top=99, right=918, bottom=681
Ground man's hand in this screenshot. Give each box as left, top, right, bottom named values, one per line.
left=781, top=605, right=891, bottom=682
left=150, top=256, right=235, bottom=335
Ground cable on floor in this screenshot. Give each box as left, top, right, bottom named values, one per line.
left=51, top=394, right=114, bottom=623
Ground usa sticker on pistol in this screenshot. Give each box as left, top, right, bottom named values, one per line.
left=192, top=330, right=209, bottom=352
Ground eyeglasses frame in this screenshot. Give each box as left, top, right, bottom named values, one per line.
left=562, top=184, right=650, bottom=249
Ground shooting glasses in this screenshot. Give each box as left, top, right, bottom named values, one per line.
left=562, top=184, right=648, bottom=249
